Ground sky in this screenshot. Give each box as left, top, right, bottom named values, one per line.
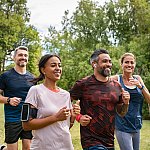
left=27, top=0, right=108, bottom=35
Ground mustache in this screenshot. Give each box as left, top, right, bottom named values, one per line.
left=19, top=59, right=27, bottom=62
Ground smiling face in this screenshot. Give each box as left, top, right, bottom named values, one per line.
left=95, top=53, right=112, bottom=77
left=13, top=49, right=28, bottom=67
left=121, top=55, right=136, bottom=74
left=41, top=56, right=62, bottom=82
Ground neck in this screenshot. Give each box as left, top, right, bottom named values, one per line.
left=94, top=73, right=109, bottom=82
left=122, top=73, right=132, bottom=81
left=43, top=80, right=58, bottom=90
left=14, top=66, right=26, bottom=74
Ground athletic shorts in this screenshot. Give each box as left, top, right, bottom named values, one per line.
left=5, top=122, right=32, bottom=144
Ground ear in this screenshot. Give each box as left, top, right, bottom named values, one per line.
left=94, top=64, right=97, bottom=68
left=92, top=62, right=97, bottom=68
left=41, top=68, right=45, bottom=75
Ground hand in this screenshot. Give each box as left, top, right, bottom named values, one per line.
left=55, top=106, right=70, bottom=121
left=122, top=88, right=130, bottom=105
left=9, top=97, right=21, bottom=106
left=129, top=77, right=142, bottom=88
left=80, top=114, right=92, bottom=126
left=72, top=100, right=80, bottom=116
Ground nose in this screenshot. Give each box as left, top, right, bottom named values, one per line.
left=55, top=65, right=61, bottom=69
left=107, top=62, right=112, bottom=67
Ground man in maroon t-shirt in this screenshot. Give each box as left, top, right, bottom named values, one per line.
left=70, top=49, right=130, bottom=150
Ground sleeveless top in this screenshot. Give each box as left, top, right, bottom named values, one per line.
left=115, top=75, right=144, bottom=132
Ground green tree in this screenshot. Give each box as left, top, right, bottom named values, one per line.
left=0, top=0, right=42, bottom=74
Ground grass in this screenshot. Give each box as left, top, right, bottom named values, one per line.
left=0, top=105, right=150, bottom=150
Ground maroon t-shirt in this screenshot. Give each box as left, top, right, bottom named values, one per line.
left=70, top=75, right=123, bottom=148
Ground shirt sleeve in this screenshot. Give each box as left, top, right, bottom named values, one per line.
left=69, top=79, right=83, bottom=101
left=25, top=86, right=38, bottom=108
left=0, top=74, right=6, bottom=90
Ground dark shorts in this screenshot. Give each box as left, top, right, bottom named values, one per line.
left=5, top=122, right=32, bottom=144
left=83, top=145, right=114, bottom=150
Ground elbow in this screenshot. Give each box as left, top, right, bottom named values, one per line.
left=22, top=122, right=32, bottom=131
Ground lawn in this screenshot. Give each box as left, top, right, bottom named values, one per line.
left=0, top=105, right=150, bottom=150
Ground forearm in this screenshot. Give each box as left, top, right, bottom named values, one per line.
left=141, top=87, right=150, bottom=104
left=0, top=94, right=8, bottom=104
left=23, top=115, right=59, bottom=131
left=116, top=103, right=129, bottom=117
left=70, top=115, right=76, bottom=129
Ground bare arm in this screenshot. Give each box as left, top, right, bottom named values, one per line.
left=0, top=89, right=21, bottom=106
left=0, top=89, right=8, bottom=104
left=116, top=88, right=130, bottom=117
left=69, top=100, right=80, bottom=129
left=116, top=103, right=129, bottom=117
left=130, top=75, right=150, bottom=104
left=22, top=106, right=70, bottom=131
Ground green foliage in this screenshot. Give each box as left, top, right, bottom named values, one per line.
left=45, top=0, right=150, bottom=118
left=0, top=0, right=42, bottom=74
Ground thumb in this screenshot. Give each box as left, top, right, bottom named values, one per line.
left=121, top=88, right=125, bottom=93
left=76, top=100, right=80, bottom=105
left=84, top=114, right=92, bottom=119
left=61, top=106, right=67, bottom=109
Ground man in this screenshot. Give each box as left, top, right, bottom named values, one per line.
left=0, top=46, right=34, bottom=150
left=70, top=49, right=130, bottom=150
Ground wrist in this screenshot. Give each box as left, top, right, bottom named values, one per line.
left=139, top=85, right=144, bottom=90
left=76, top=114, right=82, bottom=122
left=6, top=97, right=11, bottom=104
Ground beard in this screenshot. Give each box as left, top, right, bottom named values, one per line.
left=16, top=59, right=27, bottom=67
left=98, top=68, right=111, bottom=77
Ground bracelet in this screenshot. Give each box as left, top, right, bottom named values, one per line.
left=76, top=114, right=82, bottom=122
left=7, top=97, right=11, bottom=104
left=139, top=85, right=144, bottom=90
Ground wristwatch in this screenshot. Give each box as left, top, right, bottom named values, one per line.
left=7, top=97, right=11, bottom=104
left=139, top=85, right=144, bottom=90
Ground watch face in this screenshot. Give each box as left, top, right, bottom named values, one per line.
left=7, top=98, right=10, bottom=103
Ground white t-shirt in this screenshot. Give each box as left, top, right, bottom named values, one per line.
left=25, top=84, right=74, bottom=150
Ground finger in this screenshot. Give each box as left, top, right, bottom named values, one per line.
left=121, top=88, right=125, bottom=92
left=84, top=115, right=92, bottom=119
left=62, top=106, right=67, bottom=111
left=76, top=100, right=80, bottom=105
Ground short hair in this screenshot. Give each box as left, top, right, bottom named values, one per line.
left=120, top=53, right=136, bottom=64
left=14, top=46, right=28, bottom=56
left=89, top=49, right=109, bottom=64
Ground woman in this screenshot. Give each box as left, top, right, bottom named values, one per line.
left=22, top=54, right=80, bottom=150
left=111, top=53, right=150, bottom=150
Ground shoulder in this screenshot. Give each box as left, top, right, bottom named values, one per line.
left=110, top=74, right=119, bottom=81
left=59, top=88, right=70, bottom=95
left=29, top=84, right=41, bottom=91
left=133, top=75, right=141, bottom=80
left=109, top=78, right=122, bottom=88
left=26, top=71, right=34, bottom=77
left=0, top=69, right=13, bottom=76
left=75, top=75, right=92, bottom=85
left=0, top=69, right=13, bottom=80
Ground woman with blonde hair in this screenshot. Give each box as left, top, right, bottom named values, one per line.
left=111, top=52, right=150, bottom=150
